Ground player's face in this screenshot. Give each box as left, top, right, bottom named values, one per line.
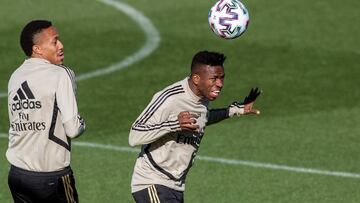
left=196, top=65, right=225, bottom=101
left=33, top=26, right=64, bottom=65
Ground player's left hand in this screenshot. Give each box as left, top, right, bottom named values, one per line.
left=228, top=87, right=262, bottom=117
left=242, top=87, right=261, bottom=105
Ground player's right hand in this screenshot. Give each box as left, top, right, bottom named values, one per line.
left=178, top=111, right=199, bottom=132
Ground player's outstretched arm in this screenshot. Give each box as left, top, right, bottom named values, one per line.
left=228, top=87, right=261, bottom=117
left=207, top=87, right=262, bottom=125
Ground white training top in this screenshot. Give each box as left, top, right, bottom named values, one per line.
left=6, top=58, right=85, bottom=172
left=129, top=77, right=209, bottom=192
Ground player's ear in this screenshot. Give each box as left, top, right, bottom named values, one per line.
left=192, top=74, right=200, bottom=85
left=32, top=45, right=42, bottom=56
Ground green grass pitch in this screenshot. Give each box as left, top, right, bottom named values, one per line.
left=1, top=0, right=360, bottom=202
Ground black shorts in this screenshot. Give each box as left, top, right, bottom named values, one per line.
left=8, top=165, right=78, bottom=203
left=132, top=184, right=184, bottom=203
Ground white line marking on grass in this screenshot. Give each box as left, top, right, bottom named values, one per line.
left=0, top=0, right=160, bottom=98
left=1, top=133, right=360, bottom=179
left=196, top=156, right=360, bottom=179
left=76, top=0, right=160, bottom=81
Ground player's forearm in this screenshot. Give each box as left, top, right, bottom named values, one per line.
left=206, top=108, right=229, bottom=126
left=129, top=121, right=180, bottom=146
left=63, top=115, right=86, bottom=138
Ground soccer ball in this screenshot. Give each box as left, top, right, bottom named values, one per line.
left=208, top=0, right=249, bottom=39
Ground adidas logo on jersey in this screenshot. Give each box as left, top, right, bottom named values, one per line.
left=11, top=81, right=42, bottom=111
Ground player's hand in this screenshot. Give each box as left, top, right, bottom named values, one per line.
left=242, top=87, right=261, bottom=115
left=178, top=111, right=199, bottom=132
left=228, top=87, right=262, bottom=117
left=242, top=87, right=261, bottom=105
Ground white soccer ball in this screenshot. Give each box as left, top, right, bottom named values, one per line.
left=208, top=0, right=250, bottom=39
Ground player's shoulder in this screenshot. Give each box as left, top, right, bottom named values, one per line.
left=164, top=78, right=187, bottom=91
left=161, top=79, right=185, bottom=92
left=52, top=64, right=76, bottom=80
left=153, top=79, right=186, bottom=101
left=54, top=64, right=75, bottom=74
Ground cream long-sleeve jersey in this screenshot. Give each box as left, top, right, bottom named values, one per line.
left=6, top=58, right=85, bottom=172
left=129, top=77, right=210, bottom=192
